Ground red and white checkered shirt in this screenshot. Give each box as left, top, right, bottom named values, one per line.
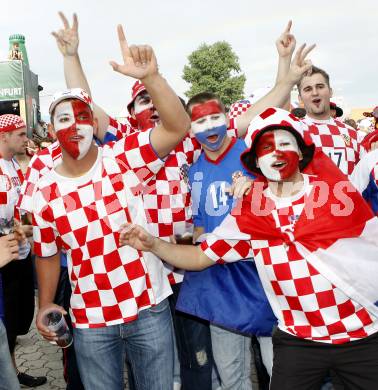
left=227, top=99, right=252, bottom=121
left=0, top=157, right=30, bottom=259
left=31, top=130, right=172, bottom=328
left=110, top=118, right=239, bottom=284
left=302, top=116, right=364, bottom=176
left=17, top=141, right=62, bottom=213
left=201, top=175, right=378, bottom=344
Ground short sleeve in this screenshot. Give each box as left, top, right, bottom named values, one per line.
left=199, top=212, right=253, bottom=263
left=200, top=235, right=253, bottom=264
left=105, top=129, right=165, bottom=194
left=31, top=190, right=60, bottom=257
left=104, top=117, right=136, bottom=143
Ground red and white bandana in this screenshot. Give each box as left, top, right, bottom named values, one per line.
left=201, top=173, right=378, bottom=344
left=0, top=114, right=25, bottom=132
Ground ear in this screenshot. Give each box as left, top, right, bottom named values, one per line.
left=298, top=149, right=303, bottom=161
left=48, top=123, right=56, bottom=138
left=93, top=117, right=99, bottom=136
left=255, top=158, right=260, bottom=168
left=130, top=107, right=136, bottom=120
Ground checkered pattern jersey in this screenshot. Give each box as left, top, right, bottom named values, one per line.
left=201, top=176, right=377, bottom=344
left=32, top=130, right=167, bottom=328
left=302, top=117, right=363, bottom=176
left=227, top=99, right=252, bottom=120
left=0, top=158, right=30, bottom=259
left=109, top=118, right=239, bottom=284
left=17, top=141, right=62, bottom=213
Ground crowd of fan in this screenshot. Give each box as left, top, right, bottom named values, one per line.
left=0, top=13, right=378, bottom=390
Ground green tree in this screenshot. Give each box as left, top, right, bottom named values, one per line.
left=182, top=41, right=246, bottom=108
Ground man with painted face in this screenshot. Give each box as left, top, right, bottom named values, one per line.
left=120, top=107, right=378, bottom=390
left=48, top=13, right=316, bottom=390
left=32, top=27, right=191, bottom=390
left=175, top=92, right=276, bottom=389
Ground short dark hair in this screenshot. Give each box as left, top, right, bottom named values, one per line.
left=186, top=92, right=225, bottom=115
left=297, top=66, right=330, bottom=93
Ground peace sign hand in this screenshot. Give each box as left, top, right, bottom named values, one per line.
left=287, top=43, right=316, bottom=85
left=51, top=12, right=79, bottom=57
left=276, top=20, right=296, bottom=58
left=109, top=25, right=158, bottom=81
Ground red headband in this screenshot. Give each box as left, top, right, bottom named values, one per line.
left=191, top=100, right=222, bottom=122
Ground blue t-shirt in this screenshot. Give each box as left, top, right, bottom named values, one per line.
left=189, top=138, right=251, bottom=233
left=178, top=137, right=276, bottom=336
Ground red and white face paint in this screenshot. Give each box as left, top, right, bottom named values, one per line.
left=53, top=100, right=94, bottom=160
left=190, top=100, right=227, bottom=151
left=255, top=130, right=301, bottom=181
left=133, top=92, right=159, bottom=131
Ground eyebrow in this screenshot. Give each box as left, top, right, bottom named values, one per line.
left=55, top=112, right=72, bottom=118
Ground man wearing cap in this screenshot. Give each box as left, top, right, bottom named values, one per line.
left=0, top=114, right=47, bottom=388
left=33, top=27, right=191, bottom=390
left=120, top=107, right=378, bottom=390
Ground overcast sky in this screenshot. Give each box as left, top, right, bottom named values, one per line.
left=1, top=0, right=377, bottom=118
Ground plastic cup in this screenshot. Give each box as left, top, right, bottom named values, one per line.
left=42, top=310, right=73, bottom=348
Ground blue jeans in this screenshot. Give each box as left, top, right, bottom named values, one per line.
left=0, top=320, right=19, bottom=390
left=73, top=299, right=174, bottom=390
left=210, top=324, right=252, bottom=390
left=169, top=283, right=216, bottom=390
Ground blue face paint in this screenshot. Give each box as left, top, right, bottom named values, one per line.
left=194, top=124, right=227, bottom=151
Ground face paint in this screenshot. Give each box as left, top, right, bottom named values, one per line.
left=256, top=130, right=300, bottom=181
left=53, top=100, right=94, bottom=160
left=191, top=101, right=227, bottom=151
left=133, top=92, right=159, bottom=131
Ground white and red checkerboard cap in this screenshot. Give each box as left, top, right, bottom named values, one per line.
left=241, top=107, right=314, bottom=175
left=49, top=88, right=93, bottom=115
left=127, top=81, right=147, bottom=114
left=0, top=114, right=26, bottom=132
left=245, top=107, right=307, bottom=147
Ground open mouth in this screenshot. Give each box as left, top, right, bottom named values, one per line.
left=150, top=113, right=160, bottom=122
left=271, top=161, right=287, bottom=170
left=70, top=135, right=84, bottom=142
left=312, top=98, right=321, bottom=106
left=206, top=134, right=219, bottom=143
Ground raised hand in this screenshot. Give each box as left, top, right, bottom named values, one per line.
left=51, top=12, right=79, bottom=56
left=276, top=20, right=296, bottom=58
left=0, top=234, right=19, bottom=267
left=119, top=223, right=155, bottom=251
left=109, top=25, right=158, bottom=80
left=287, top=43, right=316, bottom=85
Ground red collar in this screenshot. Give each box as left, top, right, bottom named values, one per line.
left=205, top=137, right=236, bottom=165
